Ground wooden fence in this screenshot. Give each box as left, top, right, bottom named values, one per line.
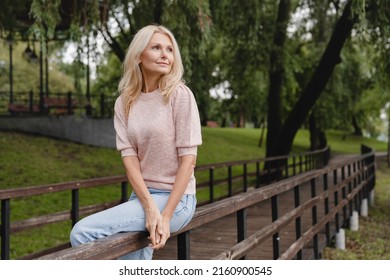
left=34, top=145, right=375, bottom=260
left=0, top=147, right=329, bottom=259
left=0, top=90, right=115, bottom=118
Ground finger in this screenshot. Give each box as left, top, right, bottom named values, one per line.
left=155, top=229, right=162, bottom=244
left=149, top=226, right=157, bottom=246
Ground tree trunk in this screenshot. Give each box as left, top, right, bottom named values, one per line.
left=352, top=116, right=363, bottom=136
left=154, top=0, right=163, bottom=24
left=258, top=117, right=266, bottom=147
left=267, top=0, right=356, bottom=157
left=266, top=0, right=291, bottom=157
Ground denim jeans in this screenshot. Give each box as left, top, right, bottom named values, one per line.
left=70, top=188, right=196, bottom=260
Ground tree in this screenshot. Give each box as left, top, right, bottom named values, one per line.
left=210, top=0, right=274, bottom=127
left=266, top=0, right=291, bottom=156
left=266, top=0, right=390, bottom=157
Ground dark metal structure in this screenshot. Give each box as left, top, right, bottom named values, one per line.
left=0, top=0, right=109, bottom=116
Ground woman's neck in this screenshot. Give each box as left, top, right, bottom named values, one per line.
left=142, top=75, right=160, bottom=93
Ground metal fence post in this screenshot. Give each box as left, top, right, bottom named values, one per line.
left=271, top=195, right=280, bottom=259
left=1, top=199, right=10, bottom=260
left=121, top=181, right=128, bottom=203
left=209, top=168, right=214, bottom=203
left=177, top=231, right=190, bottom=260
left=294, top=184, right=302, bottom=259
left=310, top=178, right=319, bottom=259
left=323, top=173, right=330, bottom=245
left=71, top=189, right=79, bottom=227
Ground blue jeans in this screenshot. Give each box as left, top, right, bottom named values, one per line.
left=70, top=188, right=196, bottom=260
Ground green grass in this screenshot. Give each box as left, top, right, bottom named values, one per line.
left=0, top=128, right=388, bottom=259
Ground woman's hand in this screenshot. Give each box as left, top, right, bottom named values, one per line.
left=145, top=204, right=163, bottom=248
left=149, top=214, right=171, bottom=250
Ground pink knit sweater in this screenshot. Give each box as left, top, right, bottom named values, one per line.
left=114, top=84, right=202, bottom=194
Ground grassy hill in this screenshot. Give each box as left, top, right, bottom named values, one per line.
left=0, top=128, right=388, bottom=259
left=1, top=128, right=387, bottom=189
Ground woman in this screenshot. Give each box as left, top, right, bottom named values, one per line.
left=70, top=25, right=202, bottom=260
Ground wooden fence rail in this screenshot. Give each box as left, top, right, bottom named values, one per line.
left=0, top=91, right=115, bottom=118
left=35, top=145, right=375, bottom=260
left=0, top=147, right=329, bottom=260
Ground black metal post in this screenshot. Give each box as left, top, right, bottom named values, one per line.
left=334, top=169, right=339, bottom=231
left=71, top=189, right=79, bottom=227
left=323, top=173, right=330, bottom=245
left=39, top=42, right=44, bottom=113
left=348, top=164, right=353, bottom=216
left=294, top=185, right=302, bottom=259
left=243, top=163, right=247, bottom=192
left=293, top=156, right=296, bottom=176
left=45, top=38, right=49, bottom=97
left=341, top=166, right=347, bottom=225
left=228, top=166, right=233, bottom=196
left=177, top=231, right=190, bottom=260
left=67, top=92, right=72, bottom=115
left=121, top=181, right=128, bottom=203
left=8, top=38, right=13, bottom=104
left=29, top=90, right=33, bottom=113
left=310, top=178, right=319, bottom=259
left=357, top=161, right=362, bottom=207
left=209, top=168, right=214, bottom=203
left=299, top=155, right=303, bottom=173
left=271, top=195, right=280, bottom=259
left=353, top=162, right=358, bottom=212
left=1, top=199, right=10, bottom=260
left=237, top=209, right=246, bottom=260
left=86, top=37, right=92, bottom=116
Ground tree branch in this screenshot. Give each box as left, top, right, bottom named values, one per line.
left=273, top=0, right=357, bottom=156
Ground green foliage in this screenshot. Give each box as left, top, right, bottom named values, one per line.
left=0, top=0, right=28, bottom=30
left=29, top=0, right=61, bottom=40
left=1, top=0, right=390, bottom=140
left=210, top=0, right=275, bottom=126
left=92, top=52, right=122, bottom=97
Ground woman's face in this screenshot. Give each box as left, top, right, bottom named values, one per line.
left=139, top=32, right=174, bottom=78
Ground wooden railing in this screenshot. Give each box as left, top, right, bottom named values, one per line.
left=0, top=91, right=115, bottom=118
left=0, top=147, right=330, bottom=260
left=34, top=145, right=376, bottom=260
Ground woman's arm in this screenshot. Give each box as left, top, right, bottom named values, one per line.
left=153, top=154, right=197, bottom=250
left=122, top=156, right=163, bottom=247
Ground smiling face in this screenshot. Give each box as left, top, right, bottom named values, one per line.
left=139, top=32, right=174, bottom=81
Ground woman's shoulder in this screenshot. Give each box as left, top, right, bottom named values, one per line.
left=170, top=83, right=198, bottom=110
left=173, top=83, right=194, bottom=98
left=114, top=93, right=126, bottom=111
left=114, top=93, right=123, bottom=104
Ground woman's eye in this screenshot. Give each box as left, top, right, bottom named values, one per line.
left=152, top=45, right=160, bottom=50
left=167, top=47, right=173, bottom=53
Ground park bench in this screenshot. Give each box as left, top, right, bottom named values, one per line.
left=8, top=103, right=39, bottom=114
left=44, top=96, right=77, bottom=115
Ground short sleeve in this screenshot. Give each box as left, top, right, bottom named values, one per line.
left=113, top=96, right=137, bottom=157
left=172, top=85, right=202, bottom=156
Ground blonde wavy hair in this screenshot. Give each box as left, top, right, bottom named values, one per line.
left=118, top=25, right=184, bottom=116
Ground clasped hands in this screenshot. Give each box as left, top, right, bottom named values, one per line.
left=145, top=206, right=171, bottom=250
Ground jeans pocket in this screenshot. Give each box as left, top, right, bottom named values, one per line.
left=171, top=195, right=196, bottom=232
